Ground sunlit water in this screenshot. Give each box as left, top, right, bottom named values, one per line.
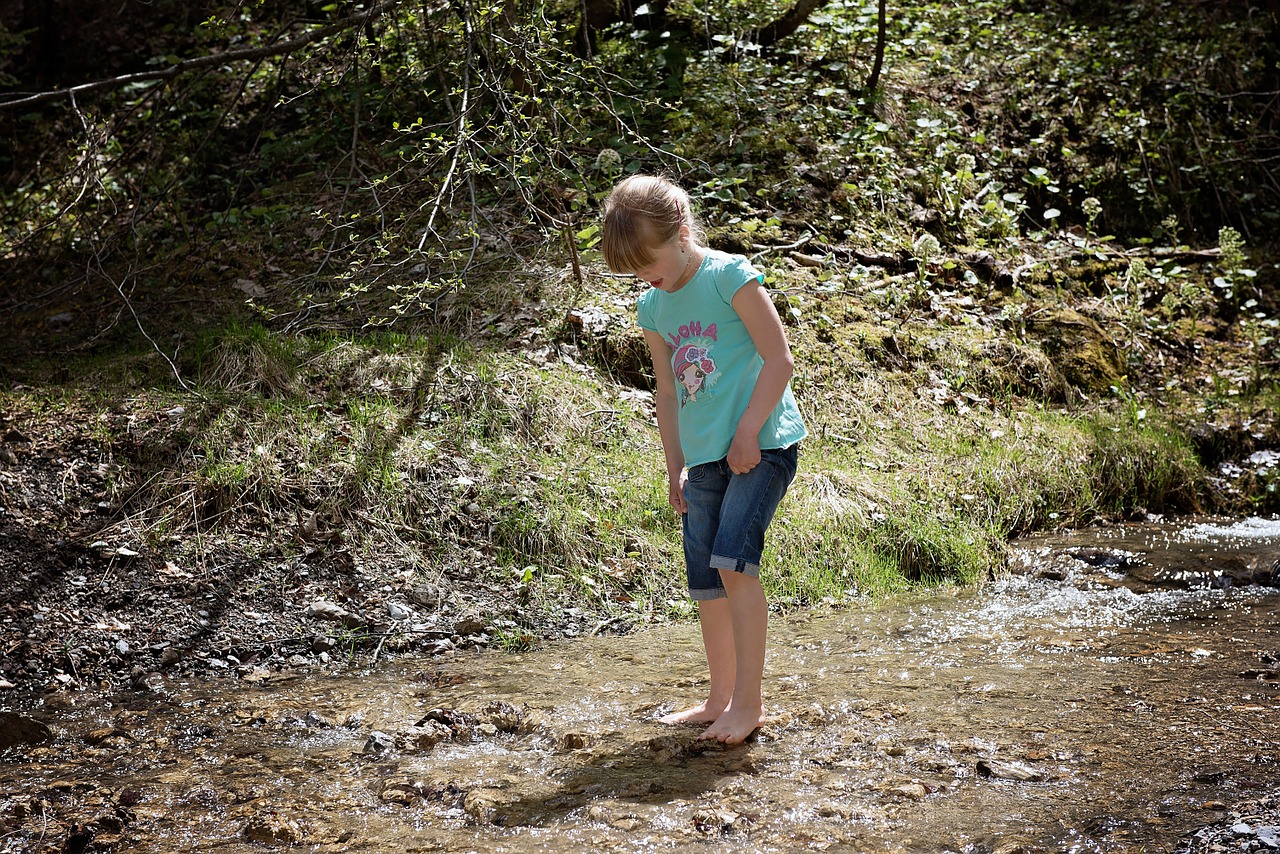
left=3, top=518, right=1280, bottom=852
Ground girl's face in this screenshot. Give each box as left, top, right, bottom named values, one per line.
left=631, top=222, right=695, bottom=294
left=678, top=364, right=705, bottom=393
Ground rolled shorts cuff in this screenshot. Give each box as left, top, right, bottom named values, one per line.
left=689, top=586, right=729, bottom=602
left=709, top=553, right=761, bottom=577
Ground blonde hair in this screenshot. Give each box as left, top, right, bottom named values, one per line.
left=601, top=175, right=703, bottom=273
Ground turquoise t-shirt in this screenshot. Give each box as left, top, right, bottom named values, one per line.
left=637, top=249, right=808, bottom=468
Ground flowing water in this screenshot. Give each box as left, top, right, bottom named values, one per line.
left=4, top=518, right=1280, bottom=852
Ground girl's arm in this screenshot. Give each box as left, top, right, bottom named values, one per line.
left=644, top=328, right=688, bottom=513
left=728, top=280, right=796, bottom=475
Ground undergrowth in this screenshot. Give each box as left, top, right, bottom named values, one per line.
left=3, top=302, right=1253, bottom=635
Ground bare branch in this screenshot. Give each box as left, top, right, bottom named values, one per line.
left=0, top=1, right=398, bottom=110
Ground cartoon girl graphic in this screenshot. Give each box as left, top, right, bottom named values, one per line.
left=672, top=343, right=715, bottom=407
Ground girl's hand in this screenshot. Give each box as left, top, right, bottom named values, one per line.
left=727, top=432, right=761, bottom=475
left=669, top=469, right=688, bottom=514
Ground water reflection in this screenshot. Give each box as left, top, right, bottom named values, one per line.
left=2, top=518, right=1279, bottom=852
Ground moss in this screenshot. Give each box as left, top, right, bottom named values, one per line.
left=1026, top=307, right=1125, bottom=393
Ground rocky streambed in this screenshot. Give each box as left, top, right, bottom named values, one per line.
left=2, top=517, right=1279, bottom=852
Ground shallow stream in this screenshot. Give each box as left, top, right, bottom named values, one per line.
left=4, top=518, right=1280, bottom=852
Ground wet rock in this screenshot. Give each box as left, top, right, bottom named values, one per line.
left=462, top=788, right=510, bottom=825
left=243, top=812, right=305, bottom=844
left=410, top=719, right=452, bottom=751
left=414, top=708, right=477, bottom=739
left=479, top=700, right=526, bottom=734
left=647, top=734, right=726, bottom=764
left=379, top=778, right=437, bottom=805
left=976, top=758, right=1051, bottom=782
left=130, top=669, right=164, bottom=691
left=84, top=727, right=131, bottom=747
left=692, top=806, right=742, bottom=835
left=583, top=802, right=642, bottom=829
left=558, top=732, right=592, bottom=751
left=362, top=731, right=397, bottom=755
left=888, top=782, right=931, bottom=801
left=280, top=710, right=333, bottom=729
left=1060, top=547, right=1141, bottom=569
left=0, top=712, right=53, bottom=749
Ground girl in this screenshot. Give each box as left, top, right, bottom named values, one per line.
left=601, top=175, right=806, bottom=745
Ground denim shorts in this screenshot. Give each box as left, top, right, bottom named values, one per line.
left=682, top=444, right=799, bottom=601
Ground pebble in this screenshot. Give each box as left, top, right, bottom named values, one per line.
left=1179, top=792, right=1280, bottom=852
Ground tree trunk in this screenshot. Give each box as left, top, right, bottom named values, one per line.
left=755, top=0, right=829, bottom=49
left=864, top=0, right=887, bottom=101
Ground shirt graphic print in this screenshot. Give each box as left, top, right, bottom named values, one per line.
left=669, top=321, right=718, bottom=408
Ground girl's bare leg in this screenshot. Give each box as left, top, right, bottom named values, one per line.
left=699, top=570, right=767, bottom=744
left=659, top=597, right=735, bottom=725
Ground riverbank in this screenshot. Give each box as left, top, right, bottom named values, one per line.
left=2, top=255, right=1279, bottom=703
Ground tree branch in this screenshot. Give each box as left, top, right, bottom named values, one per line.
left=0, top=1, right=398, bottom=110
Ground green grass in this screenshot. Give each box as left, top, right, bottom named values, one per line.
left=0, top=301, right=1253, bottom=634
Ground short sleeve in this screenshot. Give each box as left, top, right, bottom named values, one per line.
left=637, top=289, right=657, bottom=331
left=712, top=254, right=765, bottom=305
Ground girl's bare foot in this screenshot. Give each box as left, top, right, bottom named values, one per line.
left=698, top=705, right=765, bottom=745
left=658, top=700, right=726, bottom=726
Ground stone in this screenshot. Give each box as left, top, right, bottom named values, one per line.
left=976, top=758, right=1050, bottom=782
left=307, top=599, right=365, bottom=629
left=243, top=813, right=305, bottom=844
left=0, top=712, right=53, bottom=749
left=380, top=778, right=427, bottom=805
left=558, top=732, right=591, bottom=751
left=480, top=701, right=524, bottom=733
left=454, top=616, right=486, bottom=635
left=411, top=720, right=452, bottom=751
left=463, top=788, right=508, bottom=824
left=890, top=782, right=930, bottom=801
left=362, top=731, right=396, bottom=755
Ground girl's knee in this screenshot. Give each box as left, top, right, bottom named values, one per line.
left=717, top=567, right=762, bottom=589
